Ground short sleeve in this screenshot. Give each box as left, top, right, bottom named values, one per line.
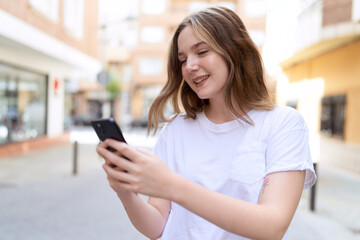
left=152, top=124, right=168, bottom=165
left=265, top=108, right=317, bottom=189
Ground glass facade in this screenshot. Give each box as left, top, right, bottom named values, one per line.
left=0, top=63, right=47, bottom=145
left=63, top=79, right=73, bottom=130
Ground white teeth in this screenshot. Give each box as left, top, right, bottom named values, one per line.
left=194, top=75, right=209, bottom=84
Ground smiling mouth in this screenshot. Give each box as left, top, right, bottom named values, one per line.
left=193, top=75, right=209, bottom=85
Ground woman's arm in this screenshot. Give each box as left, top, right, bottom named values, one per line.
left=116, top=192, right=170, bottom=239
left=98, top=144, right=171, bottom=239
left=169, top=170, right=305, bottom=240
left=101, top=139, right=305, bottom=240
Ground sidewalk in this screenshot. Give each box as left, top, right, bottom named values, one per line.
left=0, top=128, right=153, bottom=240
left=0, top=129, right=359, bottom=239
left=287, top=162, right=360, bottom=240
left=287, top=135, right=360, bottom=240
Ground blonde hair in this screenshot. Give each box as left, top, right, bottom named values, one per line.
left=148, top=6, right=274, bottom=134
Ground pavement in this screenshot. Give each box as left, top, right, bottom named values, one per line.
left=0, top=127, right=359, bottom=240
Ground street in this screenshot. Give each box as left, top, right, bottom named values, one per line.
left=0, top=166, right=147, bottom=240
left=0, top=128, right=359, bottom=240
left=0, top=129, right=150, bottom=240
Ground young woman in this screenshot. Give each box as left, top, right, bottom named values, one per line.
left=97, top=6, right=316, bottom=240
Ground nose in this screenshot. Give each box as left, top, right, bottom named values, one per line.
left=185, top=56, right=199, bottom=72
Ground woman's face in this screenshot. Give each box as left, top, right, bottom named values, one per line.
left=177, top=25, right=229, bottom=101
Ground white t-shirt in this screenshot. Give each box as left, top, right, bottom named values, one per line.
left=153, top=106, right=317, bottom=240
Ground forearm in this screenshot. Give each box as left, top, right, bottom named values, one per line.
left=118, top=192, right=167, bottom=239
left=168, top=175, right=286, bottom=240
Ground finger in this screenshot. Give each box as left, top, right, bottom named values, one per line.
left=102, top=163, right=136, bottom=183
left=104, top=160, right=117, bottom=168
left=100, top=147, right=136, bottom=172
left=109, top=178, right=134, bottom=192
left=104, top=139, right=142, bottom=163
left=106, top=173, right=132, bottom=193
left=97, top=145, right=115, bottom=166
left=96, top=144, right=109, bottom=157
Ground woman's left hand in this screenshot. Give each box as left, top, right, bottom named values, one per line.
left=97, top=138, right=175, bottom=198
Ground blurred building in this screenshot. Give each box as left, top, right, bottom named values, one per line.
left=0, top=0, right=101, bottom=157
left=263, top=0, right=360, bottom=145
left=108, top=0, right=268, bottom=127
left=97, top=0, right=138, bottom=128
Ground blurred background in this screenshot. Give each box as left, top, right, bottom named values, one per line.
left=0, top=0, right=359, bottom=239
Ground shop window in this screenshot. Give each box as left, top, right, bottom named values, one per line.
left=0, top=64, right=47, bottom=145
left=320, top=95, right=346, bottom=138
left=64, top=79, right=72, bottom=130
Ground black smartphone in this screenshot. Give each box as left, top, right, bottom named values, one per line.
left=91, top=118, right=127, bottom=152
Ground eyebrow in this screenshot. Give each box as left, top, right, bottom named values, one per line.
left=178, top=41, right=206, bottom=58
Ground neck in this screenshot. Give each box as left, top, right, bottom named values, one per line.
left=204, top=97, right=246, bottom=124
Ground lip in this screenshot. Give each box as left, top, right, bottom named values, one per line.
left=192, top=74, right=209, bottom=88
left=192, top=74, right=209, bottom=81
left=192, top=74, right=209, bottom=83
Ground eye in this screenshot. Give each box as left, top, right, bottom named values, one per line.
left=179, top=59, right=187, bottom=65
left=198, top=50, right=208, bottom=55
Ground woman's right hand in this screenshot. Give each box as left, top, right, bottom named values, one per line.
left=96, top=142, right=133, bottom=197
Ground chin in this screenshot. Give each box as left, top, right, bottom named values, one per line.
left=194, top=91, right=209, bottom=100
left=197, top=95, right=209, bottom=100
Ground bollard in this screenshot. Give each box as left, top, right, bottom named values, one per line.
left=310, top=162, right=317, bottom=211
left=73, top=141, right=78, bottom=175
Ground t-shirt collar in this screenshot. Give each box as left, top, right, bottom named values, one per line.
left=197, top=109, right=257, bottom=133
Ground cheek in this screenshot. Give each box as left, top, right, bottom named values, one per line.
left=216, top=59, right=230, bottom=81
left=181, top=68, right=189, bottom=82
left=184, top=78, right=192, bottom=87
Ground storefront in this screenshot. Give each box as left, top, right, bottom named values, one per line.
left=0, top=63, right=47, bottom=145
left=0, top=6, right=102, bottom=157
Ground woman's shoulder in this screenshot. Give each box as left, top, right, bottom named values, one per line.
left=166, top=112, right=195, bottom=127
left=155, top=112, right=195, bottom=140
left=270, top=105, right=302, bottom=118
left=251, top=105, right=307, bottom=134
left=268, top=105, right=308, bottom=132
left=159, top=112, right=191, bottom=129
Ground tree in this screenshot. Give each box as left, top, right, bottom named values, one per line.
left=105, top=68, right=122, bottom=100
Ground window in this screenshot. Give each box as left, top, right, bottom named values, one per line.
left=320, top=95, right=346, bottom=138
left=244, top=0, right=266, bottom=18
left=353, top=0, right=360, bottom=22
left=0, top=64, right=47, bottom=145
left=139, top=58, right=162, bottom=76
left=189, top=2, right=236, bottom=13
left=29, top=0, right=59, bottom=22
left=189, top=2, right=211, bottom=12
left=141, top=85, right=163, bottom=120
left=248, top=30, right=266, bottom=46
left=64, top=79, right=72, bottom=130
left=286, top=100, right=298, bottom=109
left=141, top=27, right=164, bottom=44
left=218, top=2, right=236, bottom=11
left=63, top=0, right=84, bottom=39
left=141, top=0, right=166, bottom=15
